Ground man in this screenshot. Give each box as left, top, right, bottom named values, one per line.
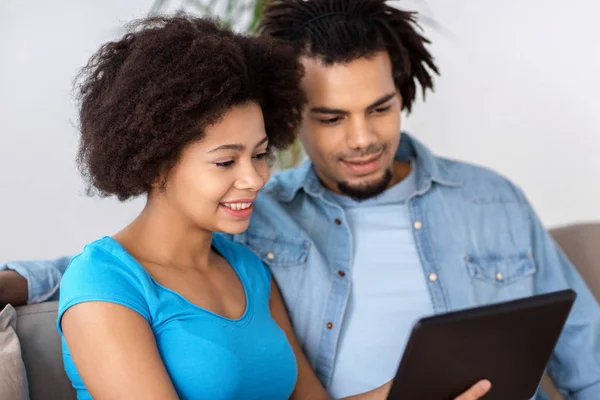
left=2, top=1, right=599, bottom=399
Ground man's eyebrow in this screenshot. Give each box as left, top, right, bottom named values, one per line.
left=309, top=106, right=348, bottom=115
left=366, top=93, right=396, bottom=110
left=308, top=92, right=396, bottom=115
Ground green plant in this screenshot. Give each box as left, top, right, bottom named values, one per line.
left=148, top=1, right=304, bottom=170
left=150, top=0, right=267, bottom=33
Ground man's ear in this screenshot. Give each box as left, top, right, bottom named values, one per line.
left=396, top=88, right=403, bottom=109
left=296, top=109, right=309, bottom=138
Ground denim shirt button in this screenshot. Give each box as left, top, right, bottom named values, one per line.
left=326, top=322, right=334, bottom=330
left=413, top=220, right=423, bottom=230
left=266, top=252, right=275, bottom=261
left=496, top=272, right=504, bottom=281
left=428, top=273, right=438, bottom=282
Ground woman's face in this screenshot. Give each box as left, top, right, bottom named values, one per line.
left=158, top=102, right=271, bottom=235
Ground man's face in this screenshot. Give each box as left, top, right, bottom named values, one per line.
left=298, top=51, right=403, bottom=200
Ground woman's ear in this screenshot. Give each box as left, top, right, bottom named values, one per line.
left=151, top=167, right=169, bottom=193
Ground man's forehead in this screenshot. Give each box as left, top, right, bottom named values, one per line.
left=300, top=52, right=397, bottom=111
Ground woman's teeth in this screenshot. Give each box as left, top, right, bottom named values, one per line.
left=222, top=202, right=251, bottom=210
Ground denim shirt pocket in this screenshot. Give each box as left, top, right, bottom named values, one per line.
left=244, top=233, right=310, bottom=269
left=466, top=252, right=537, bottom=304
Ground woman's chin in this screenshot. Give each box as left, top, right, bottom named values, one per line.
left=218, top=221, right=251, bottom=235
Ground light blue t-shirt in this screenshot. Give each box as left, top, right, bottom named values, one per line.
left=327, top=163, right=435, bottom=398
left=56, top=234, right=297, bottom=400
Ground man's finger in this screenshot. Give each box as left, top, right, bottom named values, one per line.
left=454, top=379, right=492, bottom=400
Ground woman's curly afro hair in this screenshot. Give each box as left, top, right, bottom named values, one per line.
left=75, top=14, right=306, bottom=201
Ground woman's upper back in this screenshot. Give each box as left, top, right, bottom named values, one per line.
left=57, top=233, right=297, bottom=400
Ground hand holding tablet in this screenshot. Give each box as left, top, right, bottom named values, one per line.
left=386, top=290, right=576, bottom=400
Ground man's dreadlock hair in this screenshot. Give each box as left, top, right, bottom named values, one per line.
left=258, top=0, right=439, bottom=112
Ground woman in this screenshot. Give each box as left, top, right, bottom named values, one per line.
left=57, top=14, right=328, bottom=400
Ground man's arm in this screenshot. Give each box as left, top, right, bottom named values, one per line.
left=525, top=199, right=600, bottom=399
left=0, top=256, right=71, bottom=306
left=0, top=270, right=28, bottom=307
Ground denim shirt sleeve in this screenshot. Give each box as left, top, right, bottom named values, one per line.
left=525, top=199, right=600, bottom=399
left=0, top=256, right=72, bottom=304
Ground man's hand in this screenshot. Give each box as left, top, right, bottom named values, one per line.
left=340, top=380, right=393, bottom=400
left=0, top=270, right=28, bottom=307
left=340, top=379, right=491, bottom=400
left=454, top=379, right=492, bottom=400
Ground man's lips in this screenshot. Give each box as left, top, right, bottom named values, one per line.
left=340, top=152, right=384, bottom=176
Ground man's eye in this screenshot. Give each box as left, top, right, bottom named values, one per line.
left=373, top=105, right=392, bottom=114
left=320, top=117, right=341, bottom=125
left=216, top=160, right=235, bottom=168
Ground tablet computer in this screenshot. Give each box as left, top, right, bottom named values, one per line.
left=386, top=289, right=576, bottom=400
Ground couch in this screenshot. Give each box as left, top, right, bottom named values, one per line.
left=13, top=223, right=600, bottom=400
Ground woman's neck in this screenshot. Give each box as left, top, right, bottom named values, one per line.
left=114, top=196, right=214, bottom=271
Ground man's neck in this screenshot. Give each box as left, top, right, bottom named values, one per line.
left=390, top=160, right=412, bottom=188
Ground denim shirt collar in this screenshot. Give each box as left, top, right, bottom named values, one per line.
left=270, top=132, right=463, bottom=203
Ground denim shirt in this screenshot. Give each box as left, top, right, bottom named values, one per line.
left=4, top=133, right=599, bottom=399
left=228, top=133, right=600, bottom=399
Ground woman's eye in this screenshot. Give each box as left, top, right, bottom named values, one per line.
left=254, top=151, right=270, bottom=160
left=216, top=160, right=235, bottom=168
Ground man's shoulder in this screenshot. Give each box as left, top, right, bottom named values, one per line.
left=249, top=188, right=302, bottom=234
left=262, top=163, right=310, bottom=199
left=247, top=163, right=312, bottom=221
left=436, top=157, right=526, bottom=202
left=439, top=156, right=511, bottom=183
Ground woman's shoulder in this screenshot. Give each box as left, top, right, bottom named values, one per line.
left=64, top=237, right=146, bottom=282
left=57, top=236, right=153, bottom=334
left=59, top=237, right=153, bottom=314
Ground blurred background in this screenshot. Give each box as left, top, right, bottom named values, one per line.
left=0, top=0, right=598, bottom=259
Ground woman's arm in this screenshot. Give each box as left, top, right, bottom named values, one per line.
left=269, top=280, right=331, bottom=400
left=61, top=301, right=180, bottom=400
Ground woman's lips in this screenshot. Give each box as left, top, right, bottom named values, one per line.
left=219, top=198, right=255, bottom=219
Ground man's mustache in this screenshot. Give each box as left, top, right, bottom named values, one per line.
left=339, top=144, right=387, bottom=160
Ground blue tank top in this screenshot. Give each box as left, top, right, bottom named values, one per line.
left=56, top=234, right=297, bottom=400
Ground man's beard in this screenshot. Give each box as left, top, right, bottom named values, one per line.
left=337, top=168, right=393, bottom=201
